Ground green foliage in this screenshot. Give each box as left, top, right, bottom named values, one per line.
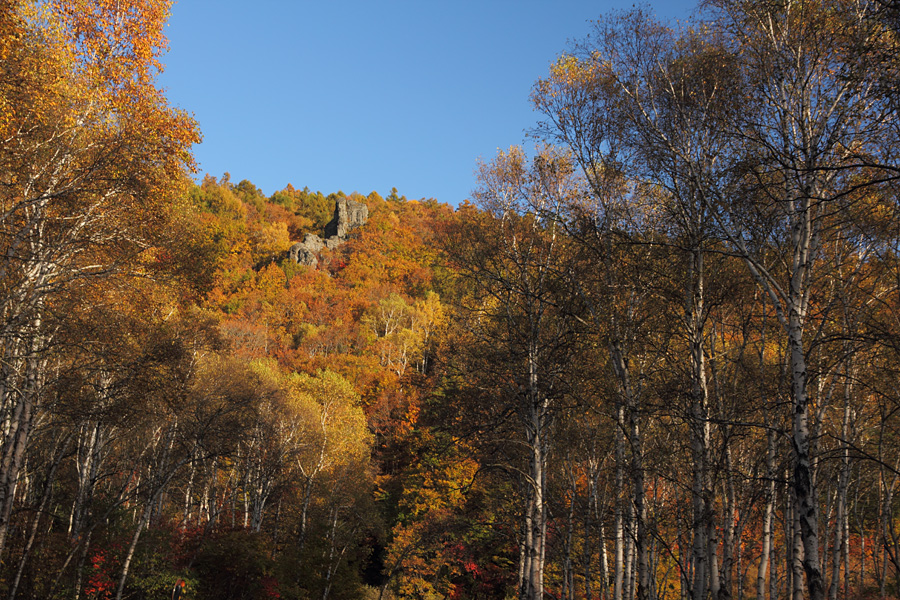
left=233, top=179, right=266, bottom=204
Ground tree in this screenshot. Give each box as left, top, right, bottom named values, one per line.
left=533, top=3, right=900, bottom=598
left=445, top=146, right=582, bottom=600
left=709, top=3, right=897, bottom=597
left=0, top=0, right=198, bottom=560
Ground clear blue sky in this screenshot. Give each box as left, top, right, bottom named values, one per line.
left=159, top=1, right=699, bottom=206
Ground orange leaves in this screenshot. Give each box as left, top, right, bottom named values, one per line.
left=16, top=0, right=201, bottom=179
left=50, top=0, right=170, bottom=86
left=0, top=0, right=200, bottom=340
left=548, top=53, right=606, bottom=90
left=192, top=178, right=451, bottom=415
left=3, top=0, right=198, bottom=236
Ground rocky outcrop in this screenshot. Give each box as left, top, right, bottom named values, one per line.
left=289, top=234, right=324, bottom=267
left=324, top=197, right=369, bottom=239
left=289, top=197, right=368, bottom=267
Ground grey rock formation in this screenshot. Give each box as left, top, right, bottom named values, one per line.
left=289, top=197, right=368, bottom=267
left=324, top=197, right=369, bottom=239
left=302, top=234, right=325, bottom=253
left=289, top=242, right=318, bottom=267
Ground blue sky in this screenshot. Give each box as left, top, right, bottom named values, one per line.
left=159, top=1, right=698, bottom=206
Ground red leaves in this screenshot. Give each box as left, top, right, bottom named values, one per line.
left=84, top=549, right=116, bottom=599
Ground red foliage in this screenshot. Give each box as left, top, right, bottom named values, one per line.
left=260, top=575, right=281, bottom=599
left=84, top=549, right=116, bottom=599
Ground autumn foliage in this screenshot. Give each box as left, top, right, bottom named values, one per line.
left=4, top=1, right=900, bottom=600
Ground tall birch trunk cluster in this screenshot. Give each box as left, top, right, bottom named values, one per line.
left=489, top=1, right=900, bottom=598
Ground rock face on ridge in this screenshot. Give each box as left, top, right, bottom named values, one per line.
left=289, top=197, right=368, bottom=267
left=324, top=197, right=369, bottom=239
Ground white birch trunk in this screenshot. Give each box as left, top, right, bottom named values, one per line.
left=757, top=427, right=776, bottom=600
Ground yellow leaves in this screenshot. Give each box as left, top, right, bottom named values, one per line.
left=383, top=438, right=481, bottom=599
left=401, top=455, right=478, bottom=520
left=256, top=262, right=287, bottom=297
left=252, top=220, right=292, bottom=263
left=549, top=54, right=599, bottom=88
left=532, top=52, right=613, bottom=111
left=50, top=0, right=171, bottom=86
left=359, top=291, right=446, bottom=376
left=473, top=144, right=582, bottom=228
left=11, top=0, right=200, bottom=179
left=414, top=291, right=446, bottom=340
left=1, top=0, right=199, bottom=293
left=289, top=370, right=372, bottom=472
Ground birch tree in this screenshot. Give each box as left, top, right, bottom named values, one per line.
left=710, top=3, right=896, bottom=597
left=533, top=2, right=899, bottom=598
left=446, top=146, right=582, bottom=600
left=0, top=0, right=198, bottom=560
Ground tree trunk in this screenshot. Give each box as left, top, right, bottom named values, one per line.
left=520, top=409, right=547, bottom=600
left=829, top=371, right=852, bottom=600
left=757, top=427, right=776, bottom=600
left=614, top=407, right=626, bottom=600
left=8, top=434, right=69, bottom=600
left=114, top=497, right=155, bottom=600
left=0, top=350, right=39, bottom=560
left=791, top=478, right=805, bottom=600
left=790, top=319, right=825, bottom=600
left=611, top=342, right=649, bottom=600
left=720, top=446, right=736, bottom=600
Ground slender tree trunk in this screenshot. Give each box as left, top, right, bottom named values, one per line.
left=518, top=345, right=549, bottom=600
left=610, top=341, right=648, bottom=600
left=182, top=449, right=196, bottom=526
left=520, top=403, right=547, bottom=600
left=0, top=327, right=42, bottom=559
left=792, top=479, right=805, bottom=600
left=710, top=513, right=721, bottom=600
left=691, top=408, right=710, bottom=600
left=769, top=507, right=778, bottom=600
left=563, top=464, right=576, bottom=600
left=624, top=510, right=634, bottom=600
left=829, top=371, right=852, bottom=600
left=737, top=519, right=746, bottom=600
left=615, top=406, right=626, bottom=600
left=114, top=490, right=155, bottom=600
left=583, top=464, right=596, bottom=600
left=69, top=419, right=106, bottom=540
left=859, top=500, right=865, bottom=598
left=631, top=423, right=649, bottom=600
left=73, top=530, right=92, bottom=600
left=599, top=520, right=610, bottom=600
left=115, top=421, right=181, bottom=600
left=271, top=496, right=282, bottom=558
left=8, top=434, right=69, bottom=600
left=790, top=319, right=825, bottom=600
left=322, top=508, right=340, bottom=600
left=688, top=244, right=714, bottom=600
left=518, top=507, right=528, bottom=598
left=298, top=477, right=315, bottom=564
left=879, top=473, right=897, bottom=600
left=786, top=469, right=795, bottom=599
left=720, top=446, right=736, bottom=600
left=321, top=509, right=355, bottom=600
left=842, top=474, right=850, bottom=600
left=757, top=427, right=776, bottom=600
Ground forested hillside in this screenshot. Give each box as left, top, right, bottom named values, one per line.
left=3, top=1, right=900, bottom=600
